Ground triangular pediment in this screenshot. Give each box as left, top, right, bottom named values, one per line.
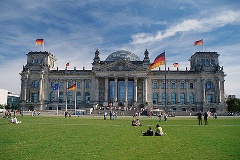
left=100, top=60, right=145, bottom=71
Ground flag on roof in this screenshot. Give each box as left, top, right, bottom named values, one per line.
left=66, top=62, right=70, bottom=67
left=173, top=62, right=179, bottom=67
left=68, top=83, right=76, bottom=90
left=36, top=39, right=44, bottom=45
left=194, top=39, right=203, bottom=46
left=149, top=52, right=165, bottom=70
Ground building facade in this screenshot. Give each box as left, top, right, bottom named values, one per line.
left=0, top=89, right=20, bottom=108
left=19, top=50, right=227, bottom=115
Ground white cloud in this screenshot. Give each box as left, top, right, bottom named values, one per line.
left=131, top=10, right=240, bottom=45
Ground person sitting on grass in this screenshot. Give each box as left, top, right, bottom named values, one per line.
left=132, top=119, right=142, bottom=126
left=9, top=116, right=21, bottom=124
left=13, top=116, right=21, bottom=124
left=155, top=124, right=165, bottom=136
left=142, top=127, right=154, bottom=136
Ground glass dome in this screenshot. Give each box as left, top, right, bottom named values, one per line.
left=105, top=50, right=140, bottom=61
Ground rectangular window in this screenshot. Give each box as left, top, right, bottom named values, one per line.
left=207, top=94, right=213, bottom=103
left=153, top=82, right=158, bottom=89
left=77, top=82, right=81, bottom=88
left=31, top=93, right=38, bottom=102
left=59, top=92, right=63, bottom=103
left=180, top=83, right=185, bottom=89
left=67, top=92, right=73, bottom=103
left=161, top=83, right=166, bottom=89
left=86, top=81, right=90, bottom=88
left=171, top=83, right=176, bottom=89
left=59, top=82, right=64, bottom=89
left=68, top=82, right=72, bottom=88
left=189, top=83, right=194, bottom=89
left=32, top=80, right=39, bottom=88
left=50, top=92, right=54, bottom=102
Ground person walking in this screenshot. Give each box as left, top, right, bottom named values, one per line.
left=197, top=111, right=202, bottom=125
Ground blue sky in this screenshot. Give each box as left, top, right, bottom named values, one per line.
left=0, top=0, right=240, bottom=98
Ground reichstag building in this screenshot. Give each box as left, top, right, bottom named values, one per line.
left=19, top=49, right=227, bottom=115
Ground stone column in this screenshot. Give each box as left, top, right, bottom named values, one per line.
left=202, top=79, right=206, bottom=103
left=219, top=78, right=225, bottom=103
left=125, top=78, right=128, bottom=102
left=177, top=81, right=180, bottom=103
left=144, top=77, right=148, bottom=102
left=39, top=74, right=44, bottom=110
left=158, top=80, right=162, bottom=104
left=81, top=80, right=85, bottom=102
left=134, top=77, right=138, bottom=102
left=95, top=77, right=99, bottom=102
left=114, top=77, right=118, bottom=102
left=186, top=80, right=189, bottom=103
left=104, top=77, right=108, bottom=102
left=124, top=78, right=128, bottom=106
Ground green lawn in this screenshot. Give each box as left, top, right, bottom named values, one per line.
left=0, top=115, right=240, bottom=160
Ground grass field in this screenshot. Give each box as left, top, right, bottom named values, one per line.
left=0, top=115, right=240, bottom=160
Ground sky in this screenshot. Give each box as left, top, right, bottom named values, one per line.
left=0, top=0, right=240, bottom=98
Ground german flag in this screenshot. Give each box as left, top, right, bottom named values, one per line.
left=68, top=83, right=76, bottom=90
left=66, top=62, right=70, bottom=67
left=36, top=39, right=44, bottom=45
left=149, top=52, right=165, bottom=70
left=194, top=39, right=203, bottom=46
left=173, top=62, right=179, bottom=67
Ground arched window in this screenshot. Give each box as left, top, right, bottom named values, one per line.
left=76, top=92, right=81, bottom=103
left=180, top=93, right=185, bottom=104
left=162, top=93, right=166, bottom=105
left=85, top=92, right=90, bottom=104
left=189, top=93, right=194, bottom=104
left=171, top=93, right=176, bottom=104
left=153, top=93, right=158, bottom=104
left=205, top=81, right=214, bottom=89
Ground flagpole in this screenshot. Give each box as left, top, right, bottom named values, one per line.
left=66, top=81, right=68, bottom=111
left=202, top=39, right=204, bottom=52
left=57, top=81, right=59, bottom=115
left=74, top=82, right=77, bottom=116
left=42, top=43, right=44, bottom=51
left=164, top=50, right=167, bottom=113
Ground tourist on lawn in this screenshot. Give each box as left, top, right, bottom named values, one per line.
left=142, top=127, right=154, bottom=136
left=164, top=113, right=168, bottom=122
left=104, top=111, right=107, bottom=120
left=197, top=111, right=202, bottom=125
left=155, top=124, right=165, bottom=136
left=203, top=111, right=208, bottom=125
left=13, top=116, right=21, bottom=124
left=158, top=112, right=162, bottom=122
left=132, top=119, right=141, bottom=126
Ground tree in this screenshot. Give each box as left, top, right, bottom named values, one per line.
left=226, top=98, right=240, bottom=112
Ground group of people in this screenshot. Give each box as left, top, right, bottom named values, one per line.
left=103, top=111, right=118, bottom=120
left=157, top=112, right=168, bottom=122
left=142, top=124, right=165, bottom=136
left=197, top=111, right=217, bottom=125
